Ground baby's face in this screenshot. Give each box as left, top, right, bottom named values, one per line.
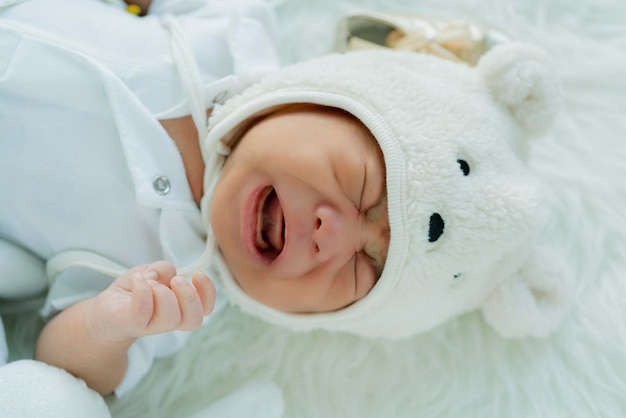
left=210, top=104, right=389, bottom=313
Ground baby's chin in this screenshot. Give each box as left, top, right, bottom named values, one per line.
left=229, top=271, right=363, bottom=315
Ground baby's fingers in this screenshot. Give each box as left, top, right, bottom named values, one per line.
left=171, top=276, right=204, bottom=331
left=141, top=261, right=177, bottom=286
left=147, top=280, right=181, bottom=333
left=192, top=271, right=216, bottom=315
left=130, top=273, right=155, bottom=325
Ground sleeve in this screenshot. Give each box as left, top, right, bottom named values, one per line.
left=1, top=0, right=280, bottom=117
left=40, top=268, right=114, bottom=320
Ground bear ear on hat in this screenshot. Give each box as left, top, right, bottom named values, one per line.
left=478, top=42, right=561, bottom=133
left=480, top=246, right=572, bottom=338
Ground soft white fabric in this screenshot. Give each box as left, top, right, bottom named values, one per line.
left=0, top=317, right=7, bottom=365
left=0, top=16, right=200, bottom=395
left=0, top=360, right=111, bottom=418
left=0, top=0, right=279, bottom=395
left=201, top=42, right=569, bottom=339
left=0, top=240, right=47, bottom=299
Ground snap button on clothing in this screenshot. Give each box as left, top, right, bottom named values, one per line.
left=152, top=175, right=171, bottom=195
left=213, top=90, right=229, bottom=104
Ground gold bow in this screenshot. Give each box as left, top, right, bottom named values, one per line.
left=344, top=14, right=509, bottom=66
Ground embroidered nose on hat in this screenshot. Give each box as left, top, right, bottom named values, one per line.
left=428, top=213, right=445, bottom=242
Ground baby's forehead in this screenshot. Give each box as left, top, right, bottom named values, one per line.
left=226, top=102, right=379, bottom=154
left=272, top=103, right=381, bottom=154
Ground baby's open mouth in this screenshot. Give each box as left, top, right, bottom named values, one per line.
left=254, top=186, right=285, bottom=262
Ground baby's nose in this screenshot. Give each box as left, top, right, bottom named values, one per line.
left=312, top=205, right=356, bottom=261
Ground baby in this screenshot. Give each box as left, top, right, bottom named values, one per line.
left=0, top=0, right=390, bottom=396
left=1, top=0, right=560, bottom=400
left=35, top=103, right=390, bottom=395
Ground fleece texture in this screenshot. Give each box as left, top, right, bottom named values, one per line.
left=201, top=43, right=569, bottom=340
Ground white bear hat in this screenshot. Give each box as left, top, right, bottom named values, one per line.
left=201, top=42, right=566, bottom=339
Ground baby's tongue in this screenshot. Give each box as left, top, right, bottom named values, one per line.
left=262, top=190, right=284, bottom=253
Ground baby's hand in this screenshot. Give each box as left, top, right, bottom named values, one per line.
left=85, top=261, right=216, bottom=342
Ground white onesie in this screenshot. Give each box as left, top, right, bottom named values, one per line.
left=0, top=0, right=279, bottom=395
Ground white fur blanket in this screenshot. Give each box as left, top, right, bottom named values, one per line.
left=107, top=0, right=626, bottom=416
left=8, top=0, right=626, bottom=416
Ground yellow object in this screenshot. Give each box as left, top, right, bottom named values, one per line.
left=125, top=4, right=142, bottom=15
